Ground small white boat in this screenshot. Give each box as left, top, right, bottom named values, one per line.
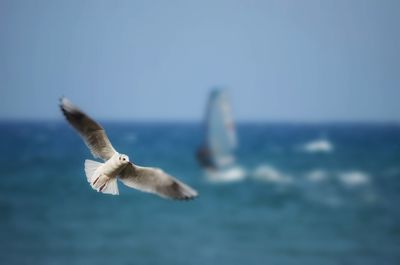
left=196, top=89, right=245, bottom=182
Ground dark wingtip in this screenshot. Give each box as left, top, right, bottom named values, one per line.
left=175, top=192, right=199, bottom=201
left=59, top=97, right=81, bottom=115
left=59, top=96, right=67, bottom=107
left=59, top=97, right=69, bottom=118
left=59, top=96, right=67, bottom=113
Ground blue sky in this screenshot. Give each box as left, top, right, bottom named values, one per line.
left=0, top=0, right=399, bottom=122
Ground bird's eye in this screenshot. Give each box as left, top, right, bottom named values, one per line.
left=123, top=158, right=126, bottom=161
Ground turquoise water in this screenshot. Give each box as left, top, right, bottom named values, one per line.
left=0, top=122, right=400, bottom=264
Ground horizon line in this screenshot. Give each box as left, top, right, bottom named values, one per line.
left=0, top=117, right=399, bottom=125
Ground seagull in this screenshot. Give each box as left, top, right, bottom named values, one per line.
left=60, top=97, right=198, bottom=200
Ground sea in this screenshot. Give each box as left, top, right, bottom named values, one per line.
left=0, top=121, right=399, bottom=265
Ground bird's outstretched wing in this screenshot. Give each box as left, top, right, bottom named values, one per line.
left=60, top=97, right=117, bottom=161
left=119, top=163, right=198, bottom=200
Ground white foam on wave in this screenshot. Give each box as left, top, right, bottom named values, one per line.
left=205, top=166, right=246, bottom=183
left=306, top=169, right=328, bottom=182
left=252, top=164, right=292, bottom=184
left=301, top=139, right=333, bottom=153
left=338, top=171, right=370, bottom=187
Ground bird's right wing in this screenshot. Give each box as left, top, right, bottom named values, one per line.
left=60, top=97, right=117, bottom=161
left=119, top=163, right=198, bottom=200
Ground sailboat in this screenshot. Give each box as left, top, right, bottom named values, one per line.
left=196, top=89, right=245, bottom=182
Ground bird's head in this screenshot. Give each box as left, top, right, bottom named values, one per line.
left=119, top=154, right=130, bottom=164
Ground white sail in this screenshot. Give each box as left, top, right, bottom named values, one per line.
left=206, top=89, right=237, bottom=168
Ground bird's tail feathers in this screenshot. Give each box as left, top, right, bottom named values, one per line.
left=98, top=177, right=119, bottom=195
left=84, top=159, right=103, bottom=183
left=84, top=159, right=119, bottom=195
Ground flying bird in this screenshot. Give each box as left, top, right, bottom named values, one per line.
left=60, top=97, right=198, bottom=200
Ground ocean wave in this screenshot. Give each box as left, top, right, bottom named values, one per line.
left=205, top=166, right=246, bottom=183
left=301, top=139, right=333, bottom=153
left=338, top=171, right=370, bottom=187
left=305, top=169, right=328, bottom=182
left=251, top=164, right=292, bottom=184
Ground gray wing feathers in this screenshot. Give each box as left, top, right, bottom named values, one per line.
left=119, top=163, right=198, bottom=200
left=60, top=98, right=117, bottom=161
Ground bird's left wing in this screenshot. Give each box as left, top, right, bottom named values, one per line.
left=119, top=163, right=198, bottom=200
left=60, top=97, right=117, bottom=161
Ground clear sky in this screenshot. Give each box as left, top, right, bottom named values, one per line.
left=0, top=0, right=399, bottom=122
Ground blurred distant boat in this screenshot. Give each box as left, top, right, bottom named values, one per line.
left=196, top=89, right=245, bottom=182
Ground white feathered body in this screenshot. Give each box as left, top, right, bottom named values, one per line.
left=100, top=153, right=127, bottom=177
left=84, top=153, right=128, bottom=195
